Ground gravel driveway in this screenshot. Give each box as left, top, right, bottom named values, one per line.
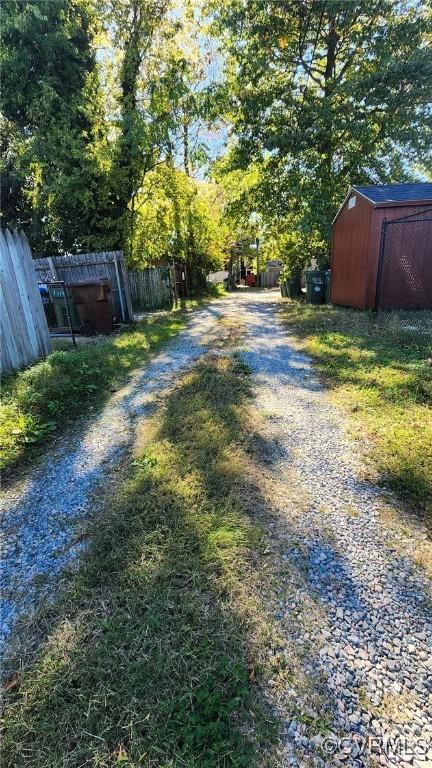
left=1, top=290, right=431, bottom=767
left=0, top=300, right=227, bottom=655
left=240, top=292, right=431, bottom=768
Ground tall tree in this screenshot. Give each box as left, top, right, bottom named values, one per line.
left=214, top=0, right=432, bottom=262
left=164, top=0, right=227, bottom=287
left=0, top=0, right=111, bottom=254
left=110, top=0, right=226, bottom=277
left=104, top=0, right=174, bottom=253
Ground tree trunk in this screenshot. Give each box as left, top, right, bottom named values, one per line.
left=182, top=119, right=205, bottom=293
left=111, top=0, right=143, bottom=251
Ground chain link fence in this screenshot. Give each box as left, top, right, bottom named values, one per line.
left=370, top=308, right=432, bottom=342
left=374, top=209, right=432, bottom=337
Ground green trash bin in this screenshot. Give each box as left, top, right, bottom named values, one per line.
left=303, top=270, right=327, bottom=304
left=48, top=283, right=81, bottom=329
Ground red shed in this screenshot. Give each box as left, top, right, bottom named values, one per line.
left=330, top=183, right=432, bottom=309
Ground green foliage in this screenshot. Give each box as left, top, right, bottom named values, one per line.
left=0, top=0, right=112, bottom=254
left=105, top=0, right=177, bottom=250
left=212, top=159, right=261, bottom=243
left=0, top=0, right=234, bottom=283
left=205, top=281, right=228, bottom=299
left=130, top=164, right=229, bottom=279
left=262, top=219, right=327, bottom=276
left=3, top=1, right=430, bottom=278
left=214, top=0, right=432, bottom=251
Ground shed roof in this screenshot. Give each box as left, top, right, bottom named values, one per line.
left=353, top=182, right=432, bottom=204
left=332, top=182, right=432, bottom=225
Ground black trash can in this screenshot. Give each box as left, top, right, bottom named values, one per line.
left=287, top=276, right=302, bottom=298
left=304, top=270, right=327, bottom=304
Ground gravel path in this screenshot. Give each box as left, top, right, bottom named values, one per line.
left=1, top=290, right=431, bottom=767
left=239, top=292, right=431, bottom=768
left=0, top=300, right=227, bottom=655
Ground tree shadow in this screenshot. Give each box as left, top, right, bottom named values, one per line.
left=4, top=348, right=431, bottom=768
left=1, top=303, right=231, bottom=649
left=3, top=356, right=286, bottom=767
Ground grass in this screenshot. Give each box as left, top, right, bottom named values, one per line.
left=0, top=291, right=224, bottom=475
left=2, top=354, right=277, bottom=768
left=358, top=686, right=418, bottom=726
left=280, top=301, right=432, bottom=532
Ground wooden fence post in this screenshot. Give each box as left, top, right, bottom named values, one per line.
left=114, top=255, right=127, bottom=322
left=119, top=255, right=134, bottom=322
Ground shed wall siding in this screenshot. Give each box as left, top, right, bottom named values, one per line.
left=330, top=193, right=372, bottom=308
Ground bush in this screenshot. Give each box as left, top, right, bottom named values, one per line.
left=0, top=315, right=186, bottom=472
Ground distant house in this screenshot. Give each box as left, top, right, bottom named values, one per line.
left=330, top=183, right=432, bottom=310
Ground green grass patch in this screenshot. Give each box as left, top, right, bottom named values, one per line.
left=281, top=302, right=432, bottom=531
left=204, top=282, right=228, bottom=299
left=0, top=296, right=216, bottom=474
left=3, top=355, right=276, bottom=768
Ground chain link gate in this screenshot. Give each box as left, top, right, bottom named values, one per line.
left=375, top=209, right=432, bottom=311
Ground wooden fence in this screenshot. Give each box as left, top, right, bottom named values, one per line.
left=259, top=266, right=281, bottom=288
left=1, top=229, right=51, bottom=374
left=208, top=270, right=229, bottom=283
left=129, top=267, right=172, bottom=310
left=34, top=252, right=179, bottom=317
left=33, top=251, right=134, bottom=322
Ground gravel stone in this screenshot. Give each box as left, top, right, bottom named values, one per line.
left=0, top=299, right=229, bottom=656
left=1, top=290, right=431, bottom=768
left=239, top=292, right=432, bottom=768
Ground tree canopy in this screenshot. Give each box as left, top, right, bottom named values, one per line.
left=1, top=0, right=431, bottom=278
left=1, top=0, right=112, bottom=254
left=214, top=0, right=432, bottom=268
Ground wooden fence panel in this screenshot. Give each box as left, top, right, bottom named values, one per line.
left=128, top=267, right=172, bottom=310
left=20, top=233, right=51, bottom=357
left=1, top=230, right=29, bottom=365
left=34, top=251, right=175, bottom=317
left=259, top=269, right=281, bottom=288
left=1, top=229, right=51, bottom=374
left=208, top=270, right=228, bottom=283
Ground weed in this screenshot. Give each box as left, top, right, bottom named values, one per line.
left=2, top=355, right=277, bottom=768
left=345, top=505, right=359, bottom=518
left=205, top=282, right=228, bottom=299
left=281, top=303, right=432, bottom=533
left=358, top=687, right=416, bottom=725
left=0, top=311, right=195, bottom=474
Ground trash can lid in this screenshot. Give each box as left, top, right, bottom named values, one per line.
left=68, top=278, right=110, bottom=283
left=69, top=279, right=111, bottom=303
